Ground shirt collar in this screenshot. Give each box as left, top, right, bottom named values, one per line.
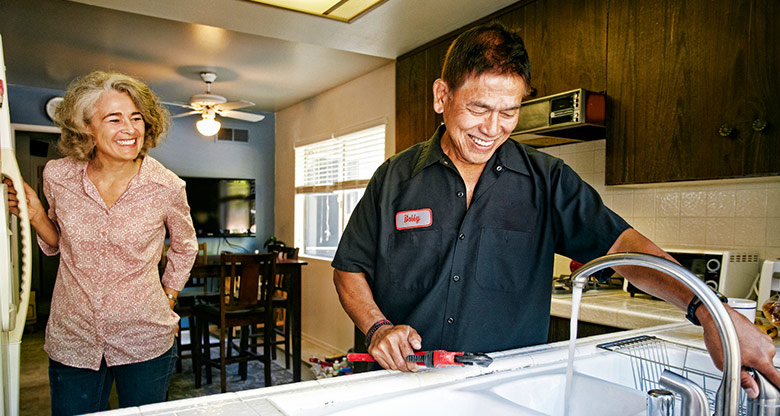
left=411, top=124, right=449, bottom=177
left=411, top=124, right=531, bottom=177
left=493, top=137, right=531, bottom=177
left=66, top=156, right=167, bottom=186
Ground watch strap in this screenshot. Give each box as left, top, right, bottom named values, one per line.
left=685, top=290, right=728, bottom=326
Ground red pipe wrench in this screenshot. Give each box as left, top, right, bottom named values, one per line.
left=347, top=350, right=492, bottom=368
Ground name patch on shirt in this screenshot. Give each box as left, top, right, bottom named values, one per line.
left=395, top=208, right=433, bottom=230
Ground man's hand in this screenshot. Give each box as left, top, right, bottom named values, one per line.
left=368, top=324, right=422, bottom=372
left=700, top=307, right=780, bottom=398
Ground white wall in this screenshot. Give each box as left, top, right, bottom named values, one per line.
left=274, top=63, right=396, bottom=356
left=541, top=140, right=780, bottom=277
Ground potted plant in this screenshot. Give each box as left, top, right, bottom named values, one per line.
left=263, top=234, right=286, bottom=253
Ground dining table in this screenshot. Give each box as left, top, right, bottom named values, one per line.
left=186, top=255, right=309, bottom=382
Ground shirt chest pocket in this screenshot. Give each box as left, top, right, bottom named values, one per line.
left=475, top=228, right=537, bottom=294
left=387, top=228, right=442, bottom=290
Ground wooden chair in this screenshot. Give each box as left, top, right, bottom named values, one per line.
left=158, top=242, right=208, bottom=373
left=267, top=246, right=298, bottom=368
left=173, top=242, right=209, bottom=372
left=192, top=253, right=276, bottom=392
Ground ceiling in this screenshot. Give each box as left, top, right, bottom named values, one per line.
left=0, top=0, right=520, bottom=114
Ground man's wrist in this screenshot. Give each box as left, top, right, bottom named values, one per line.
left=685, top=291, right=728, bottom=326
left=364, top=319, right=392, bottom=348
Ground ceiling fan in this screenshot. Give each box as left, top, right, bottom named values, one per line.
left=172, top=72, right=265, bottom=136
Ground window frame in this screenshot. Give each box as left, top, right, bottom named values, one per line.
left=293, top=123, right=386, bottom=259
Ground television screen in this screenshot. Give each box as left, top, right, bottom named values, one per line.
left=181, top=177, right=256, bottom=237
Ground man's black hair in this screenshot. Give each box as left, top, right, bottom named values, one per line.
left=440, top=22, right=531, bottom=92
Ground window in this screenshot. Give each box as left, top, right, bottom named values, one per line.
left=294, top=124, right=386, bottom=258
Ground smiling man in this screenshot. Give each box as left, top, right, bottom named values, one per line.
left=331, top=22, right=779, bottom=397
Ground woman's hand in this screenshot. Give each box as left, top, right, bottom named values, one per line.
left=3, top=178, right=46, bottom=222
left=163, top=287, right=180, bottom=337
left=4, top=178, right=60, bottom=247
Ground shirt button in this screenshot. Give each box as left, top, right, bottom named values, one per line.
left=442, top=160, right=449, bottom=165
left=496, top=165, right=503, bottom=172
left=457, top=191, right=464, bottom=198
left=453, top=275, right=460, bottom=282
left=447, top=317, right=455, bottom=324
left=458, top=233, right=465, bottom=240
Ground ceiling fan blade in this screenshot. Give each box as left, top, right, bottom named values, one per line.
left=162, top=101, right=193, bottom=109
left=219, top=110, right=265, bottom=122
left=216, top=100, right=254, bottom=111
left=172, top=110, right=202, bottom=118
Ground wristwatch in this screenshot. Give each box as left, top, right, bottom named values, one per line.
left=685, top=290, right=728, bottom=326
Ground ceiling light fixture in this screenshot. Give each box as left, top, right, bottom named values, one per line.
left=247, top=0, right=386, bottom=23
left=196, top=111, right=221, bottom=137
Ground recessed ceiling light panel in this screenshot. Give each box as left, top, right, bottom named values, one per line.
left=246, top=0, right=387, bottom=23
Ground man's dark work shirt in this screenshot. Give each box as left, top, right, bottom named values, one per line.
left=332, top=125, right=630, bottom=353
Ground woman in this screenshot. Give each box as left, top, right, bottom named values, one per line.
left=5, top=71, right=198, bottom=415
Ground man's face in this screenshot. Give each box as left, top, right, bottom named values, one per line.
left=434, top=72, right=526, bottom=168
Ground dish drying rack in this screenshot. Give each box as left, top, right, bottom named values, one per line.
left=597, top=335, right=748, bottom=415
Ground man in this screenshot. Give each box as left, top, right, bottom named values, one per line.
left=332, top=22, right=778, bottom=397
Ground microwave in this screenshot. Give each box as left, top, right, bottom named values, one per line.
left=623, top=248, right=761, bottom=298
left=509, top=88, right=606, bottom=148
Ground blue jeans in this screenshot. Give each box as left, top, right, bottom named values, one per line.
left=48, top=343, right=177, bottom=416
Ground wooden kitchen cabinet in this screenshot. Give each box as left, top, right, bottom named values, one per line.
left=519, top=0, right=608, bottom=100
left=395, top=38, right=451, bottom=152
left=606, top=0, right=780, bottom=184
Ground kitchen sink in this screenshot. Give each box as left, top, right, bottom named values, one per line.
left=283, top=337, right=733, bottom=416
left=287, top=350, right=650, bottom=415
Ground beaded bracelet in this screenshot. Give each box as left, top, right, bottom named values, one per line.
left=364, top=319, right=392, bottom=348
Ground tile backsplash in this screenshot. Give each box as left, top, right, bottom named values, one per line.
left=541, top=140, right=780, bottom=276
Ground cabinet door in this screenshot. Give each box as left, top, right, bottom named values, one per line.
left=520, top=0, right=608, bottom=98
left=606, top=0, right=779, bottom=184
left=395, top=39, right=451, bottom=153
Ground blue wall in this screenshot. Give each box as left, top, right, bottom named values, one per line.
left=8, top=84, right=275, bottom=253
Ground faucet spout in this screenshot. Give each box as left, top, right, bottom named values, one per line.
left=570, top=253, right=742, bottom=416
left=659, top=369, right=710, bottom=416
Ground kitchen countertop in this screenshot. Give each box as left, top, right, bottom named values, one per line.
left=551, top=288, right=686, bottom=329
left=98, top=322, right=773, bottom=416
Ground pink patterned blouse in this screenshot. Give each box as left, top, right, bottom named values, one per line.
left=38, top=156, right=198, bottom=370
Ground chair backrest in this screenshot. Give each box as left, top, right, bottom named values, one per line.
left=220, top=253, right=276, bottom=311
left=273, top=246, right=299, bottom=260
left=195, top=242, right=208, bottom=266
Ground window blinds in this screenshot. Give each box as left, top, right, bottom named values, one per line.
left=295, top=124, right=385, bottom=194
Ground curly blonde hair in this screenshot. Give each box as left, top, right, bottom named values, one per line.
left=54, top=71, right=170, bottom=161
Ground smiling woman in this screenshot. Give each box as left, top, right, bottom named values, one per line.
left=3, top=71, right=198, bottom=415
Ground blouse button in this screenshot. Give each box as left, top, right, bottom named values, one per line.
left=457, top=191, right=464, bottom=198
left=447, top=317, right=455, bottom=324
left=458, top=233, right=465, bottom=240
left=496, top=165, right=503, bottom=172
left=453, top=275, right=460, bottom=282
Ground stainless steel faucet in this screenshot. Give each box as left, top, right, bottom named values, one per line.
left=570, top=253, right=742, bottom=416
